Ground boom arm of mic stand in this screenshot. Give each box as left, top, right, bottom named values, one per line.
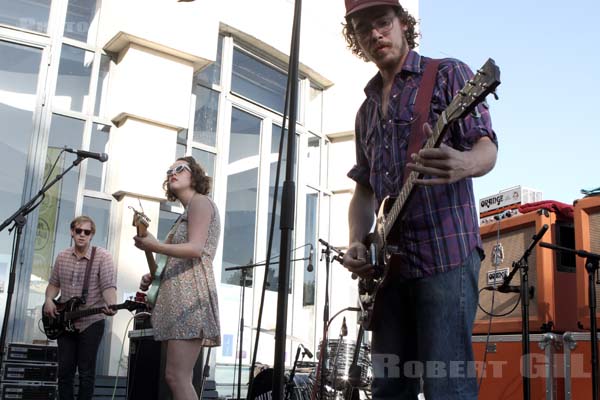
left=501, top=224, right=548, bottom=288
left=0, top=156, right=84, bottom=232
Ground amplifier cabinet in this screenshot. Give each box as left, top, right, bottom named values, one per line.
left=0, top=381, right=57, bottom=400
left=5, top=343, right=57, bottom=364
left=474, top=210, right=578, bottom=334
left=473, top=333, right=562, bottom=400
left=573, top=196, right=600, bottom=330
left=1, top=362, right=57, bottom=383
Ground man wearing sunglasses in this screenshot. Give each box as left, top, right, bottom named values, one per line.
left=43, top=215, right=117, bottom=400
left=340, top=0, right=498, bottom=399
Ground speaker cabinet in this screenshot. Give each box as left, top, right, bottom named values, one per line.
left=474, top=209, right=578, bottom=334
left=574, top=196, right=600, bottom=330
left=127, top=331, right=212, bottom=400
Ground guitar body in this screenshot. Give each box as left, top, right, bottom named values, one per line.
left=358, top=196, right=396, bottom=331
left=42, top=297, right=83, bottom=340
left=355, top=58, right=501, bottom=331
left=42, top=298, right=147, bottom=340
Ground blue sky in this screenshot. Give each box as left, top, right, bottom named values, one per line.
left=419, top=1, right=600, bottom=205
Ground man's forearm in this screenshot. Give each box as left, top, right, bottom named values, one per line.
left=102, top=287, right=117, bottom=306
left=348, top=184, right=376, bottom=244
left=468, top=136, right=497, bottom=178
left=45, top=284, right=60, bottom=302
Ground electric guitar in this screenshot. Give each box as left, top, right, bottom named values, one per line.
left=358, top=58, right=501, bottom=330
left=131, top=207, right=163, bottom=306
left=42, top=298, right=147, bottom=340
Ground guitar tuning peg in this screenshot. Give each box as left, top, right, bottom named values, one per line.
left=492, top=91, right=499, bottom=100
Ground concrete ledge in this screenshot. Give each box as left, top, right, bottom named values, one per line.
left=111, top=112, right=184, bottom=132
left=104, top=31, right=213, bottom=73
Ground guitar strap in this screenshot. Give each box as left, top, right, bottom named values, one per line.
left=403, top=58, right=441, bottom=185
left=80, top=246, right=96, bottom=304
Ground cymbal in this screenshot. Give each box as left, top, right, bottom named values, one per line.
left=244, top=325, right=307, bottom=343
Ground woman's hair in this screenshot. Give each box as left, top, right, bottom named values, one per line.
left=163, top=156, right=212, bottom=201
left=342, top=5, right=419, bottom=62
left=70, top=215, right=96, bottom=234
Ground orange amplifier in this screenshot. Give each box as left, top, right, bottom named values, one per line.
left=573, top=196, right=600, bottom=330
left=475, top=209, right=578, bottom=334
left=473, top=333, right=563, bottom=400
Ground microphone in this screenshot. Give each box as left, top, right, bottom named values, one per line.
left=533, top=224, right=549, bottom=241
left=64, top=147, right=108, bottom=162
left=483, top=285, right=520, bottom=293
left=299, top=344, right=313, bottom=359
left=307, top=243, right=314, bottom=272
left=341, top=316, right=348, bottom=337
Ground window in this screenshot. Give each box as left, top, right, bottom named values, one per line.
left=232, top=47, right=287, bottom=114
left=63, top=0, right=100, bottom=45
left=0, top=0, right=51, bottom=33
left=54, top=44, right=94, bottom=113
left=221, top=108, right=261, bottom=286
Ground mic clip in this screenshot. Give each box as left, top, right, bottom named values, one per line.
left=485, top=284, right=535, bottom=299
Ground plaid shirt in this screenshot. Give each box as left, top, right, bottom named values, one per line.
left=348, top=51, right=497, bottom=279
left=49, top=246, right=116, bottom=332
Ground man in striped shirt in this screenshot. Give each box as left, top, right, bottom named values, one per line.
left=43, top=215, right=117, bottom=400
left=341, top=1, right=498, bottom=399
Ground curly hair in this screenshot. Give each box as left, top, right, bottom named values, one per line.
left=342, top=5, right=419, bottom=62
left=163, top=156, right=212, bottom=201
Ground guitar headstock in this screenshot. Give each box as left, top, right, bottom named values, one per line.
left=130, top=206, right=150, bottom=237
left=445, top=58, right=501, bottom=124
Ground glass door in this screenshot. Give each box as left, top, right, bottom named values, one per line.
left=0, top=40, right=45, bottom=334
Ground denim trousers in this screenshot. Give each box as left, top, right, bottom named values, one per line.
left=370, top=250, right=481, bottom=400
left=57, top=319, right=105, bottom=400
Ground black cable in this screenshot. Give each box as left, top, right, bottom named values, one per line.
left=477, top=287, right=521, bottom=318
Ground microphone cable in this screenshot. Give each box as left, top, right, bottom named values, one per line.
left=111, top=311, right=152, bottom=400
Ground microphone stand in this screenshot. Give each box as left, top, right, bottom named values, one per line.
left=285, top=345, right=307, bottom=400
left=539, top=242, right=600, bottom=400
left=226, top=255, right=309, bottom=400
left=0, top=153, right=85, bottom=363
left=273, top=0, right=302, bottom=398
left=317, top=239, right=334, bottom=400
left=224, top=264, right=253, bottom=400
left=499, top=223, right=548, bottom=400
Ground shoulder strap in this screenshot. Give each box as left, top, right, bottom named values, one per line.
left=81, top=246, right=96, bottom=304
left=403, top=59, right=442, bottom=185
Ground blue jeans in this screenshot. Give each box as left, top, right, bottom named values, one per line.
left=371, top=250, right=481, bottom=400
left=57, top=319, right=105, bottom=400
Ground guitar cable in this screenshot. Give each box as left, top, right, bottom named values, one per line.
left=111, top=311, right=152, bottom=400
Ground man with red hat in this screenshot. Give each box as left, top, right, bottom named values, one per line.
left=341, top=0, right=498, bottom=399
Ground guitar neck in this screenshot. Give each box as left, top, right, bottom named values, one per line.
left=136, top=222, right=159, bottom=277
left=65, top=303, right=129, bottom=320
left=383, top=113, right=448, bottom=239
left=145, top=251, right=158, bottom=277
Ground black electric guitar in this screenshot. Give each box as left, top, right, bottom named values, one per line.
left=357, top=58, right=501, bottom=330
left=42, top=298, right=147, bottom=340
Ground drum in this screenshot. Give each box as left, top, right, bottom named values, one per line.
left=319, top=339, right=371, bottom=390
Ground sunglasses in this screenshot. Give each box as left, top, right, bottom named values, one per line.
left=166, top=164, right=191, bottom=176
left=74, top=228, right=92, bottom=236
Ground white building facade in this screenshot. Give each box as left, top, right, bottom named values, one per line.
left=0, top=0, right=417, bottom=391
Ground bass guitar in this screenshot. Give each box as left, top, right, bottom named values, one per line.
left=358, top=58, right=501, bottom=330
left=42, top=298, right=146, bottom=340
left=131, top=206, right=163, bottom=306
